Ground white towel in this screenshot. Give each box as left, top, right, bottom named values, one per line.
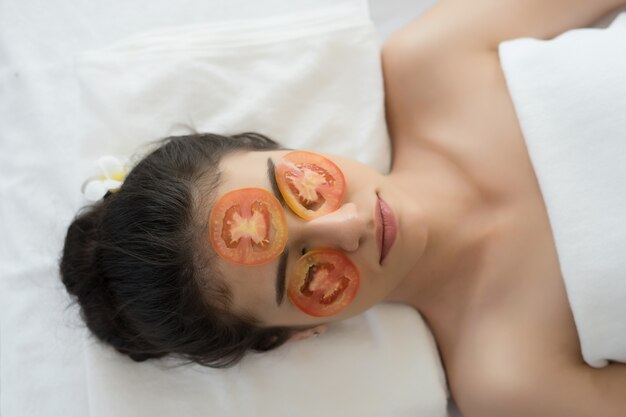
left=499, top=13, right=626, bottom=367
left=75, top=3, right=392, bottom=173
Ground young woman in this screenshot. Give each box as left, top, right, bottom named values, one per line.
left=60, top=1, right=626, bottom=415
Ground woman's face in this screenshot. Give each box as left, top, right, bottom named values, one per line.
left=202, top=149, right=426, bottom=328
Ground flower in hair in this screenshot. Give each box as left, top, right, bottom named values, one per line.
left=81, top=156, right=128, bottom=201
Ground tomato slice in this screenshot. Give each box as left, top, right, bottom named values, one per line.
left=288, top=248, right=359, bottom=317
left=209, top=188, right=288, bottom=266
left=275, top=151, right=346, bottom=220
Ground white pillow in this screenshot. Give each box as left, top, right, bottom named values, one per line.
left=75, top=3, right=449, bottom=417
left=76, top=2, right=391, bottom=173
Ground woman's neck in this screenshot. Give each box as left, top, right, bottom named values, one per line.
left=382, top=142, right=499, bottom=316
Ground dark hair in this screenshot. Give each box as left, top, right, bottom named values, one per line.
left=59, top=132, right=302, bottom=368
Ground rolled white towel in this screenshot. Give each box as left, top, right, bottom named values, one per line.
left=499, top=13, right=626, bottom=367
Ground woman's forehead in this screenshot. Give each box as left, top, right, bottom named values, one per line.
left=219, top=149, right=283, bottom=181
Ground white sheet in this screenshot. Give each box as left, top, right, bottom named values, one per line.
left=499, top=13, right=626, bottom=367
left=1, top=1, right=451, bottom=417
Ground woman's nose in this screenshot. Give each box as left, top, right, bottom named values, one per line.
left=294, top=202, right=366, bottom=252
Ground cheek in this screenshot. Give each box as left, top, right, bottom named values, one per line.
left=344, top=167, right=381, bottom=199
left=345, top=270, right=384, bottom=316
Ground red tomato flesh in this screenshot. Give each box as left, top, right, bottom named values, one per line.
left=288, top=248, right=359, bottom=317
left=209, top=188, right=288, bottom=266
left=275, top=151, right=346, bottom=220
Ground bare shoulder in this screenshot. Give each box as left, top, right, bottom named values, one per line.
left=382, top=31, right=523, bottom=193
left=381, top=0, right=626, bottom=139
left=380, top=18, right=480, bottom=104
left=450, top=342, right=626, bottom=417
left=380, top=5, right=512, bottom=140
left=382, top=27, right=497, bottom=141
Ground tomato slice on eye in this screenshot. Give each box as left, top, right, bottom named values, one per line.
left=209, top=188, right=288, bottom=266
left=275, top=151, right=346, bottom=220
left=288, top=248, right=360, bottom=317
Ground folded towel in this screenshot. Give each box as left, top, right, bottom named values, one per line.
left=75, top=2, right=392, bottom=173
left=499, top=13, right=626, bottom=367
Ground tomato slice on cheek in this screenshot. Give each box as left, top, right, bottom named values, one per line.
left=287, top=249, right=360, bottom=317
left=275, top=151, right=346, bottom=220
left=209, top=188, right=288, bottom=266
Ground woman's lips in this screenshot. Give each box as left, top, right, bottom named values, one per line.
left=375, top=197, right=384, bottom=262
left=375, top=194, right=397, bottom=265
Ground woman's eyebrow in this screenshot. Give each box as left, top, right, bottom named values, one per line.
left=266, top=157, right=286, bottom=207
left=275, top=248, right=288, bottom=306
left=267, top=157, right=288, bottom=306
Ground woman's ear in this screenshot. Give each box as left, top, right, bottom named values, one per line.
left=287, top=324, right=328, bottom=342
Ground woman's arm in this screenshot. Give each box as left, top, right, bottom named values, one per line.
left=382, top=0, right=625, bottom=139
left=480, top=363, right=626, bottom=417
left=590, top=363, right=626, bottom=413
left=388, top=0, right=626, bottom=51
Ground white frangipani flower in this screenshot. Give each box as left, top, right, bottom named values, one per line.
left=81, top=156, right=128, bottom=201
